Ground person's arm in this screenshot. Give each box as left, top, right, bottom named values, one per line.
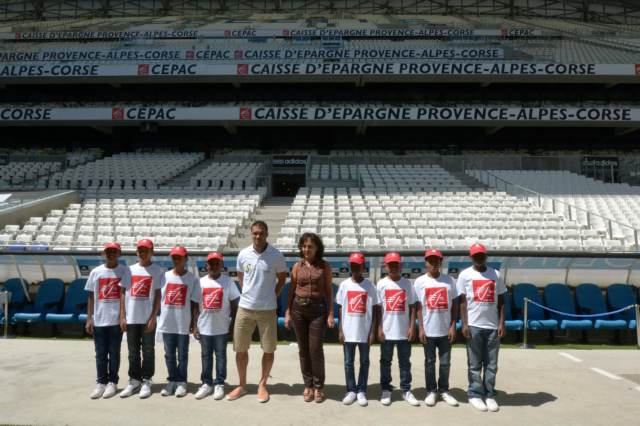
left=86, top=292, right=94, bottom=335
left=416, top=300, right=426, bottom=344
left=375, top=304, right=385, bottom=343
left=229, top=298, right=239, bottom=335
left=236, top=272, right=244, bottom=289
left=284, top=263, right=298, bottom=330
left=449, top=296, right=459, bottom=343
left=337, top=305, right=344, bottom=343
left=324, top=262, right=335, bottom=329
left=119, top=291, right=127, bottom=333
left=276, top=272, right=287, bottom=296
left=407, top=302, right=417, bottom=342
left=146, top=289, right=161, bottom=332
left=459, top=294, right=469, bottom=339
left=369, top=303, right=379, bottom=345
left=497, top=293, right=505, bottom=338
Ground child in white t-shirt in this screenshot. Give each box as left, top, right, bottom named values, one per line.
left=335, top=252, right=379, bottom=407
left=85, top=242, right=132, bottom=399
left=193, top=252, right=240, bottom=401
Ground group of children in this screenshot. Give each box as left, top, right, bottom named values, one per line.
left=86, top=240, right=505, bottom=412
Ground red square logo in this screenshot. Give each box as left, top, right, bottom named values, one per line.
left=202, top=287, right=223, bottom=310
left=425, top=287, right=448, bottom=311
left=346, top=291, right=367, bottom=314
left=472, top=280, right=495, bottom=303
left=164, top=283, right=187, bottom=306
left=98, top=278, right=121, bottom=300
left=224, top=29, right=231, bottom=37
left=137, top=64, right=149, bottom=75
left=283, top=29, right=290, bottom=36
left=237, top=64, right=249, bottom=75
left=635, top=64, right=640, bottom=75
left=239, top=107, right=252, bottom=120
left=234, top=50, right=244, bottom=59
left=186, top=50, right=194, bottom=59
left=385, top=289, right=406, bottom=312
left=15, top=32, right=21, bottom=40
left=112, top=107, right=124, bottom=120
left=131, top=275, right=152, bottom=298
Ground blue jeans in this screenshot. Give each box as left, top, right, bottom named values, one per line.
left=380, top=339, right=412, bottom=392
left=200, top=334, right=228, bottom=386
left=93, top=325, right=122, bottom=385
left=424, top=336, right=452, bottom=393
left=466, top=326, right=500, bottom=398
left=343, top=342, right=370, bottom=393
left=163, top=333, right=189, bottom=383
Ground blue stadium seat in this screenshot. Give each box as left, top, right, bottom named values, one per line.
left=277, top=282, right=290, bottom=328
left=544, top=284, right=592, bottom=330
left=0, top=278, right=30, bottom=325
left=576, top=283, right=628, bottom=330
left=13, top=279, right=65, bottom=323
left=512, top=283, right=558, bottom=330
left=45, top=279, right=88, bottom=324
left=606, top=284, right=637, bottom=330
left=503, top=291, right=523, bottom=331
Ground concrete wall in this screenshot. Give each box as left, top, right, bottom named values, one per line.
left=0, top=191, right=79, bottom=227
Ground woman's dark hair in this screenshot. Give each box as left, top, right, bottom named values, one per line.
left=298, top=232, right=324, bottom=262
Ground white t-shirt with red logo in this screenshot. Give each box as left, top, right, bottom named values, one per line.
left=195, top=274, right=241, bottom=337
left=121, top=262, right=165, bottom=325
left=377, top=276, right=416, bottom=341
left=455, top=266, right=506, bottom=330
left=157, top=270, right=200, bottom=335
left=413, top=273, right=458, bottom=338
left=85, top=263, right=131, bottom=327
left=335, top=277, right=379, bottom=343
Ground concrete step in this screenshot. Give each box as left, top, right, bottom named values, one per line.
left=161, top=157, right=212, bottom=187
left=229, top=196, right=293, bottom=249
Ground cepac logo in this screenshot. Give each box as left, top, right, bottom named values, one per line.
left=239, top=107, right=252, bottom=120
left=98, top=278, right=121, bottom=300
left=202, top=287, right=223, bottom=310
left=137, top=64, right=149, bottom=75
left=131, top=275, right=152, bottom=298
left=282, top=29, right=290, bottom=36
left=472, top=280, right=495, bottom=303
left=234, top=50, right=244, bottom=59
left=385, top=289, right=406, bottom=313
left=346, top=291, right=367, bottom=314
left=237, top=64, right=249, bottom=75
left=224, top=30, right=231, bottom=37
left=112, top=107, right=124, bottom=120
left=164, top=283, right=187, bottom=306
left=185, top=50, right=195, bottom=59
left=636, top=64, right=640, bottom=75
left=425, top=287, right=448, bottom=311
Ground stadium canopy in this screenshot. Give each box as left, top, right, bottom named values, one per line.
left=0, top=1, right=639, bottom=24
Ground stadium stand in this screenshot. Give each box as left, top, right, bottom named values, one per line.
left=189, top=161, right=264, bottom=190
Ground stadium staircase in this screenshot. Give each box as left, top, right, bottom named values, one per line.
left=159, top=156, right=212, bottom=188
left=229, top=196, right=293, bottom=249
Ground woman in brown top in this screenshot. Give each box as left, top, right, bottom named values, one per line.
left=284, top=232, right=334, bottom=403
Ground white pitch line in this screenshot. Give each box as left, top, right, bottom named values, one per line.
left=558, top=352, right=582, bottom=363
left=590, top=367, right=622, bottom=381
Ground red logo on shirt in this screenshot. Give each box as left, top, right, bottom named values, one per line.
left=98, top=278, right=121, bottom=300
left=346, top=291, right=367, bottom=314
left=472, top=280, right=495, bottom=303
left=202, top=287, right=223, bottom=310
left=385, top=289, right=406, bottom=312
left=164, top=283, right=187, bottom=306
left=131, top=275, right=152, bottom=298
left=425, top=287, right=448, bottom=311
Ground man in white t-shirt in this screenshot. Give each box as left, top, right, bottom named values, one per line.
left=118, top=239, right=165, bottom=399
left=227, top=221, right=287, bottom=403
left=377, top=252, right=419, bottom=407
left=335, top=252, right=380, bottom=407
left=85, top=242, right=132, bottom=399
left=157, top=246, right=200, bottom=398
left=457, top=243, right=506, bottom=413
left=414, top=248, right=459, bottom=408
left=193, top=251, right=240, bottom=401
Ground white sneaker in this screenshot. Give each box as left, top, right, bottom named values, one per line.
left=119, top=379, right=141, bottom=398
left=175, top=382, right=188, bottom=398
left=139, top=380, right=152, bottom=399
left=403, top=390, right=420, bottom=407
left=357, top=392, right=368, bottom=407
left=441, top=392, right=459, bottom=407
left=342, top=391, right=357, bottom=405
left=380, top=390, right=392, bottom=406
left=90, top=384, right=106, bottom=399
left=485, top=398, right=500, bottom=412
left=424, top=391, right=437, bottom=406
left=195, top=384, right=213, bottom=400
left=161, top=381, right=176, bottom=397
left=213, top=385, right=225, bottom=400
left=469, top=397, right=488, bottom=412
left=103, top=382, right=117, bottom=399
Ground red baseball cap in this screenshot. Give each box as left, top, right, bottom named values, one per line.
left=169, top=246, right=188, bottom=257
left=348, top=252, right=365, bottom=265
left=425, top=248, right=443, bottom=259
left=384, top=252, right=402, bottom=264
left=103, top=242, right=121, bottom=251
left=206, top=251, right=224, bottom=262
left=469, top=243, right=487, bottom=257
left=137, top=239, right=154, bottom=250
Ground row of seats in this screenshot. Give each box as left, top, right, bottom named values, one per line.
left=190, top=162, right=262, bottom=189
